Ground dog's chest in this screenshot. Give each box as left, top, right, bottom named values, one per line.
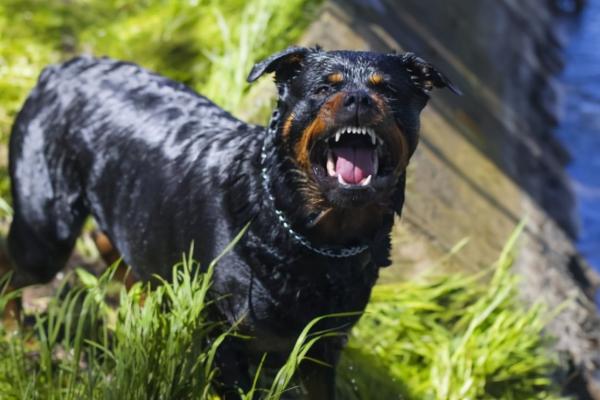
left=241, top=254, right=378, bottom=353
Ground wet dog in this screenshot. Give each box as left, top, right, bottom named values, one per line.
left=5, top=47, right=457, bottom=399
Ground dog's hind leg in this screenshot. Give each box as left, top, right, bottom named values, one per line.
left=91, top=230, right=138, bottom=290
left=5, top=91, right=88, bottom=289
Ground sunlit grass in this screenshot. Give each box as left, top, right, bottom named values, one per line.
left=342, top=223, right=567, bottom=400
left=0, top=226, right=567, bottom=399
left=0, top=0, right=321, bottom=200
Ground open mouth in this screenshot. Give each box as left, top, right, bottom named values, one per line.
left=311, top=126, right=388, bottom=188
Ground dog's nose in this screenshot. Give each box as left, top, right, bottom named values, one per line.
left=342, top=90, right=375, bottom=124
left=343, top=90, right=373, bottom=110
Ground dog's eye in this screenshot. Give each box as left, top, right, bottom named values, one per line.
left=313, top=85, right=332, bottom=96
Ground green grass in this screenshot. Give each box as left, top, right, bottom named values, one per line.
left=340, top=224, right=566, bottom=400
left=0, top=0, right=321, bottom=200
left=0, top=226, right=567, bottom=399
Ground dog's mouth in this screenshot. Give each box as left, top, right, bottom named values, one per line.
left=310, top=126, right=394, bottom=188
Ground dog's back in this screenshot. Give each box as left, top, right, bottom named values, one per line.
left=7, top=56, right=259, bottom=286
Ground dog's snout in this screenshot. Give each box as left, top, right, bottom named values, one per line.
left=343, top=90, right=373, bottom=110
left=341, top=90, right=375, bottom=125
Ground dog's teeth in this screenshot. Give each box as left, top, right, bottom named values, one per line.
left=326, top=150, right=336, bottom=177
left=360, top=175, right=372, bottom=186
left=337, top=174, right=350, bottom=186
left=370, top=131, right=376, bottom=145
left=335, top=131, right=341, bottom=142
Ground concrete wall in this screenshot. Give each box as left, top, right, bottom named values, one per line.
left=297, top=0, right=600, bottom=396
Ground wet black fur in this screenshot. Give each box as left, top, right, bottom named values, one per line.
left=7, top=47, right=455, bottom=399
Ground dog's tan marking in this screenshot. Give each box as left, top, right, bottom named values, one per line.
left=92, top=231, right=138, bottom=291
left=370, top=93, right=386, bottom=118
left=282, top=112, right=296, bottom=138
left=369, top=73, right=384, bottom=85
left=370, top=93, right=409, bottom=169
left=327, top=72, right=344, bottom=84
left=294, top=92, right=345, bottom=169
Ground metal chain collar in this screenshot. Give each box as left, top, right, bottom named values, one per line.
left=259, top=118, right=369, bottom=258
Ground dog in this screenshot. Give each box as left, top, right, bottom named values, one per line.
left=4, top=47, right=457, bottom=399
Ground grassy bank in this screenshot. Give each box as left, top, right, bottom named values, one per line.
left=0, top=227, right=565, bottom=399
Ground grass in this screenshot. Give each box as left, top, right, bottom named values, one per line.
left=340, top=224, right=566, bottom=400
left=0, top=226, right=567, bottom=399
left=0, top=0, right=321, bottom=200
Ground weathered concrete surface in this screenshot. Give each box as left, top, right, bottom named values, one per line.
left=296, top=0, right=600, bottom=397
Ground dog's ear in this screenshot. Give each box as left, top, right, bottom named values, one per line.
left=247, top=46, right=310, bottom=83
left=400, top=52, right=461, bottom=95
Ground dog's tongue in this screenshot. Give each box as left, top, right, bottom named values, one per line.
left=333, top=146, right=374, bottom=184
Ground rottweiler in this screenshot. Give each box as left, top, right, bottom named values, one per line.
left=4, top=47, right=457, bottom=399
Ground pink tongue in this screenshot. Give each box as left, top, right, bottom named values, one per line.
left=333, top=146, right=374, bottom=184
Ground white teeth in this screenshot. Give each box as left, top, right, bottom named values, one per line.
left=337, top=174, right=350, bottom=186
left=368, top=129, right=376, bottom=145
left=337, top=174, right=372, bottom=187
left=329, top=126, right=383, bottom=145
left=326, top=150, right=336, bottom=177
left=337, top=174, right=373, bottom=187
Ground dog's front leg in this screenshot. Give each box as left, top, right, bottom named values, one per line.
left=298, top=342, right=340, bottom=400
left=213, top=337, right=252, bottom=400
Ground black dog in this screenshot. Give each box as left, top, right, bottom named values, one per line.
left=5, top=47, right=456, bottom=399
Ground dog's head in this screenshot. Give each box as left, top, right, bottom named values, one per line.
left=248, top=47, right=458, bottom=214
